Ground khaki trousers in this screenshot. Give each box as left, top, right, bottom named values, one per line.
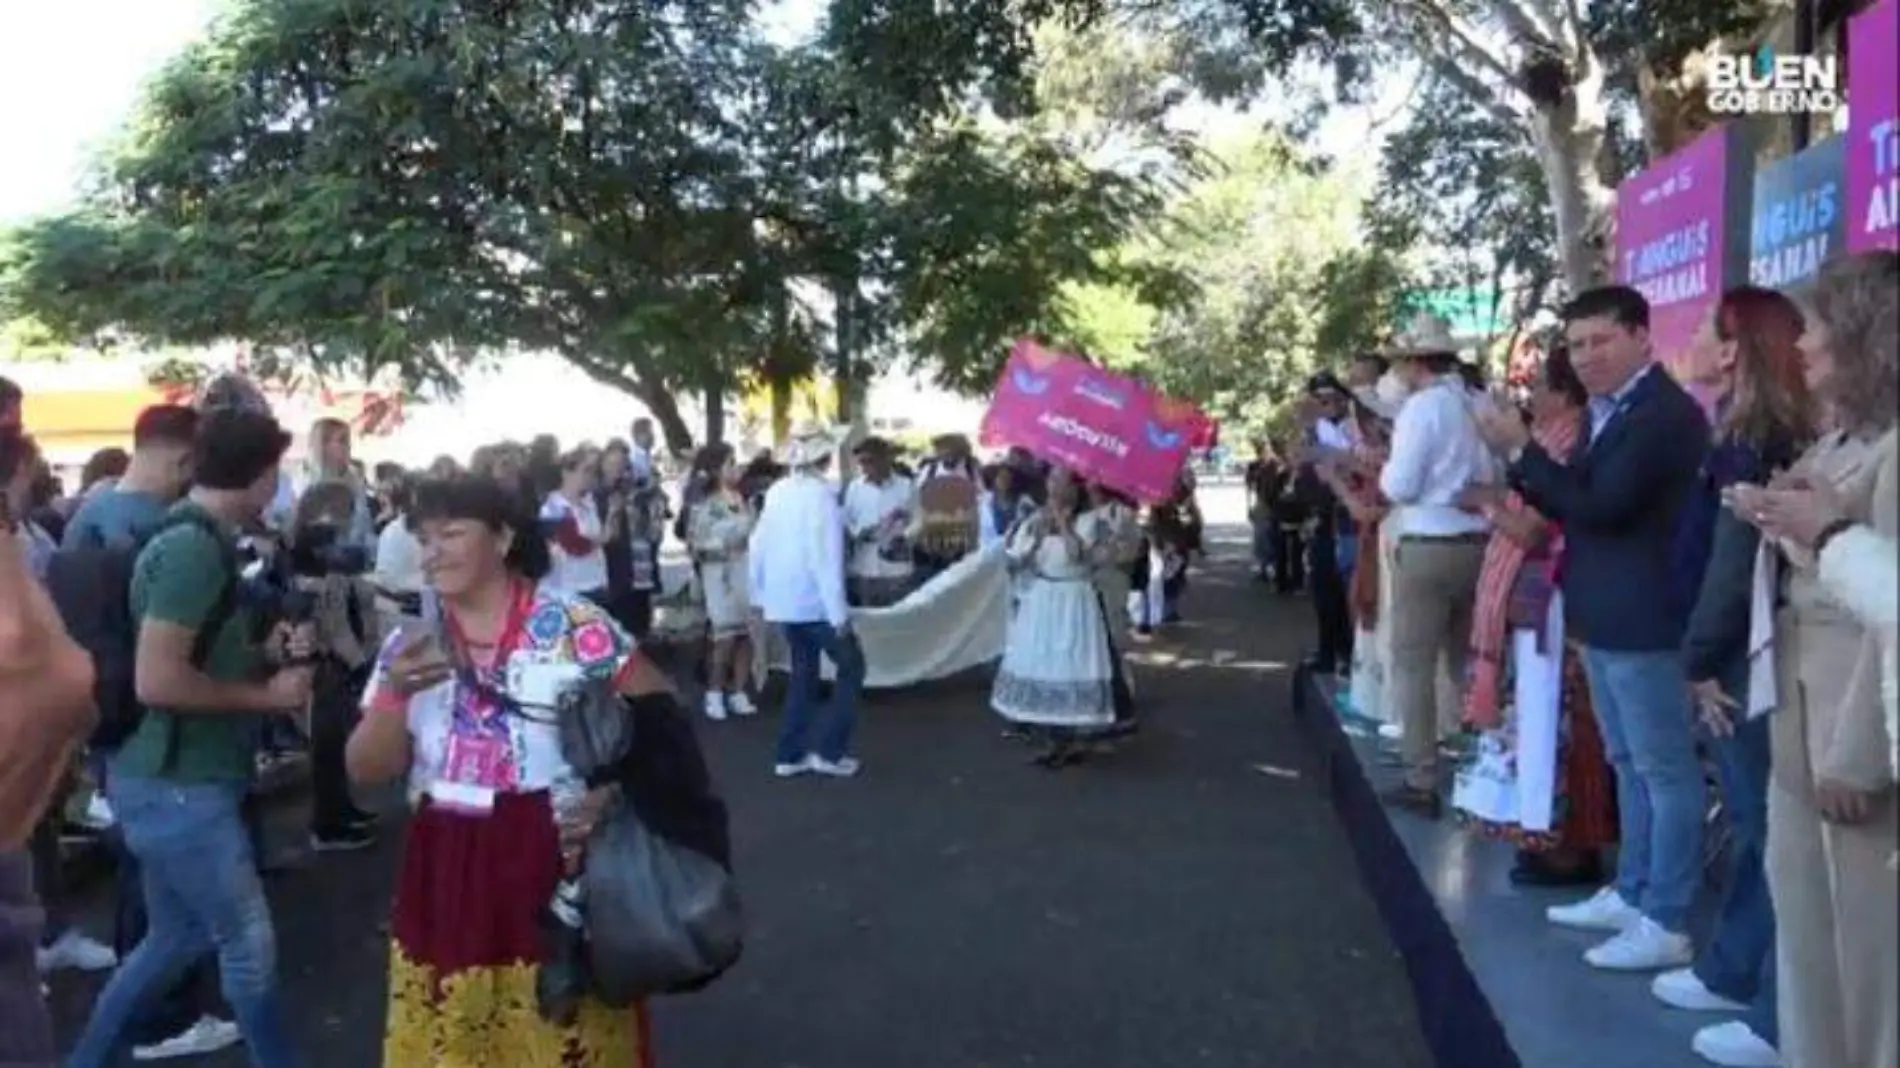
left=1389, top=535, right=1486, bottom=790
left=1767, top=782, right=1899, bottom=1068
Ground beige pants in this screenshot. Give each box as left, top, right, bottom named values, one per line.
left=1767, top=782, right=1899, bottom=1068
left=1388, top=536, right=1485, bottom=790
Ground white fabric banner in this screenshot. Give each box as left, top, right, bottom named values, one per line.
left=764, top=543, right=1012, bottom=688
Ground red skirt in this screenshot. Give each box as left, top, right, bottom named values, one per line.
left=385, top=790, right=653, bottom=1068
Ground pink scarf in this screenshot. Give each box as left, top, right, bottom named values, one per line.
left=1464, top=413, right=1581, bottom=728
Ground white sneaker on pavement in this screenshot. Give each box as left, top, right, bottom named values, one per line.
left=703, top=692, right=729, bottom=722
left=806, top=755, right=861, bottom=778
left=1653, top=967, right=1747, bottom=1012
left=1545, top=886, right=1640, bottom=932
left=133, top=1016, right=243, bottom=1062
left=36, top=930, right=118, bottom=973
left=773, top=757, right=812, bottom=778
left=727, top=691, right=758, bottom=716
left=1585, top=916, right=1694, bottom=971
left=1691, top=1021, right=1782, bottom=1067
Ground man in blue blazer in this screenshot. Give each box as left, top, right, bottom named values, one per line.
left=1474, top=285, right=1712, bottom=973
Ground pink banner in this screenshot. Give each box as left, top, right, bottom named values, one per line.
left=979, top=340, right=1200, bottom=503
left=1616, top=129, right=1733, bottom=383
left=1847, top=0, right=1899, bottom=253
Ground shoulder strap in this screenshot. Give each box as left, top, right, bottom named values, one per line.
left=145, top=511, right=242, bottom=772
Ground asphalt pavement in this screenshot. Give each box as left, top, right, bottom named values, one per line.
left=48, top=488, right=1433, bottom=1068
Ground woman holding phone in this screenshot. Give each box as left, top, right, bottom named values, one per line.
left=346, top=474, right=675, bottom=1067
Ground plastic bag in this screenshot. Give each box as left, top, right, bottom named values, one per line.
left=556, top=677, right=633, bottom=778
left=585, top=803, right=744, bottom=1004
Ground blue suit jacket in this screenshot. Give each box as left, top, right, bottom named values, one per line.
left=1508, top=366, right=1712, bottom=653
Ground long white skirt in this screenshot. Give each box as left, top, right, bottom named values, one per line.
left=992, top=577, right=1116, bottom=728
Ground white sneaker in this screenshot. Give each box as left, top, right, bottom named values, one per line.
left=36, top=930, right=118, bottom=973
left=81, top=794, right=116, bottom=830
left=727, top=691, right=758, bottom=716
left=1653, top=967, right=1747, bottom=1012
left=133, top=1016, right=243, bottom=1061
left=807, top=755, right=862, bottom=778
left=1585, top=916, right=1695, bottom=971
left=1546, top=886, right=1640, bottom=932
left=1692, top=1021, right=1781, bottom=1068
left=774, top=757, right=812, bottom=778
left=703, top=692, right=728, bottom=722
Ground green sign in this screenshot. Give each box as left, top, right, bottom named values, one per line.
left=1400, top=289, right=1506, bottom=338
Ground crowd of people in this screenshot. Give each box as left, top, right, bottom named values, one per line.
left=0, top=358, right=1220, bottom=1065
left=1251, top=251, right=1898, bottom=1068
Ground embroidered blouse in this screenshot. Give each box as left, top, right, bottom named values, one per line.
left=360, top=583, right=639, bottom=802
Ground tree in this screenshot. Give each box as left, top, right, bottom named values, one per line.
left=831, top=0, right=1787, bottom=294
left=1, top=0, right=780, bottom=452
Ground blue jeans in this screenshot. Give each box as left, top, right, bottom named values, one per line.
left=67, top=776, right=300, bottom=1068
left=1698, top=707, right=1779, bottom=1044
left=1580, top=646, right=1706, bottom=933
left=776, top=622, right=867, bottom=765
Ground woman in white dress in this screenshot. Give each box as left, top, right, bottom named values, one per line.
left=992, top=467, right=1119, bottom=768
left=686, top=442, right=757, bottom=722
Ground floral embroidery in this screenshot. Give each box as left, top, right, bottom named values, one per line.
left=383, top=944, right=644, bottom=1068
left=570, top=619, right=618, bottom=668
left=527, top=601, right=569, bottom=647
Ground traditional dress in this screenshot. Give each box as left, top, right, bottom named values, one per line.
left=687, top=491, right=753, bottom=639
left=992, top=513, right=1117, bottom=728
left=365, top=582, right=652, bottom=1068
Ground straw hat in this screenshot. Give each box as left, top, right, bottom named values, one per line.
left=782, top=420, right=849, bottom=468
left=1379, top=312, right=1462, bottom=359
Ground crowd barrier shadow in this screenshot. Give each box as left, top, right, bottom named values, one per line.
left=1288, top=663, right=1522, bottom=1068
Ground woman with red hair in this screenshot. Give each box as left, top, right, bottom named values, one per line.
left=1662, top=284, right=1816, bottom=1068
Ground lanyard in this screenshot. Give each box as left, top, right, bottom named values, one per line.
left=441, top=579, right=540, bottom=728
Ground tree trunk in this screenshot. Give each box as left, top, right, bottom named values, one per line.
left=770, top=377, right=792, bottom=444
left=1529, top=57, right=1619, bottom=294
left=632, top=381, right=696, bottom=458
left=703, top=389, right=726, bottom=445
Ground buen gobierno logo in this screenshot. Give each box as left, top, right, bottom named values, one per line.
left=1708, top=47, right=1841, bottom=116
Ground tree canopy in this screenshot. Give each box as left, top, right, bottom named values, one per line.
left=0, top=0, right=1175, bottom=450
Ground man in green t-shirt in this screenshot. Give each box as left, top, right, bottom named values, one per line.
left=68, top=408, right=313, bottom=1068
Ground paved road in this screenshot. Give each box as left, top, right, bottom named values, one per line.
left=50, top=491, right=1433, bottom=1068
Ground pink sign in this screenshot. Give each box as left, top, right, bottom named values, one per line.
left=1616, top=128, right=1733, bottom=381
left=1847, top=0, right=1899, bottom=253
left=979, top=340, right=1201, bottom=503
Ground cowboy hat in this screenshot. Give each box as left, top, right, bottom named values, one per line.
left=1379, top=312, right=1462, bottom=359
left=1351, top=385, right=1401, bottom=422
left=782, top=420, right=849, bottom=468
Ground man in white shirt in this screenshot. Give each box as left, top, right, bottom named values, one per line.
left=1375, top=317, right=1500, bottom=818
left=748, top=423, right=866, bottom=778
left=841, top=437, right=915, bottom=607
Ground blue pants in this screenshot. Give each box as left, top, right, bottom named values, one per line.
left=1698, top=708, right=1779, bottom=1044
left=776, top=622, right=867, bottom=765
left=67, top=776, right=301, bottom=1068
left=1580, top=646, right=1707, bottom=933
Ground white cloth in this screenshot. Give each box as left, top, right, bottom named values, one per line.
left=687, top=493, right=753, bottom=634
left=1746, top=540, right=1780, bottom=721
left=747, top=472, right=849, bottom=629
left=842, top=475, right=916, bottom=581
left=1506, top=593, right=1565, bottom=833
left=990, top=516, right=1115, bottom=727
left=762, top=542, right=1012, bottom=688
left=374, top=518, right=425, bottom=601
left=1378, top=378, right=1496, bottom=538
left=628, top=444, right=655, bottom=482
left=1315, top=418, right=1354, bottom=452
left=1817, top=524, right=1899, bottom=779
left=539, top=492, right=609, bottom=594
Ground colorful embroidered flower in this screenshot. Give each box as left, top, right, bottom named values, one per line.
left=570, top=620, right=619, bottom=667
left=526, top=602, right=567, bottom=646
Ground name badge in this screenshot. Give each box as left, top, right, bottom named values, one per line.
left=429, top=780, right=497, bottom=816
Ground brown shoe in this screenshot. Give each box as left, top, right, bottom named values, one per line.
left=1380, top=783, right=1442, bottom=820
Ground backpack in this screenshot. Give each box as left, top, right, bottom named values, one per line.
left=45, top=510, right=240, bottom=754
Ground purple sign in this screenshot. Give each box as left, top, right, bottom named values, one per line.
left=1846, top=0, right=1898, bottom=253
left=1617, top=127, right=1746, bottom=388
